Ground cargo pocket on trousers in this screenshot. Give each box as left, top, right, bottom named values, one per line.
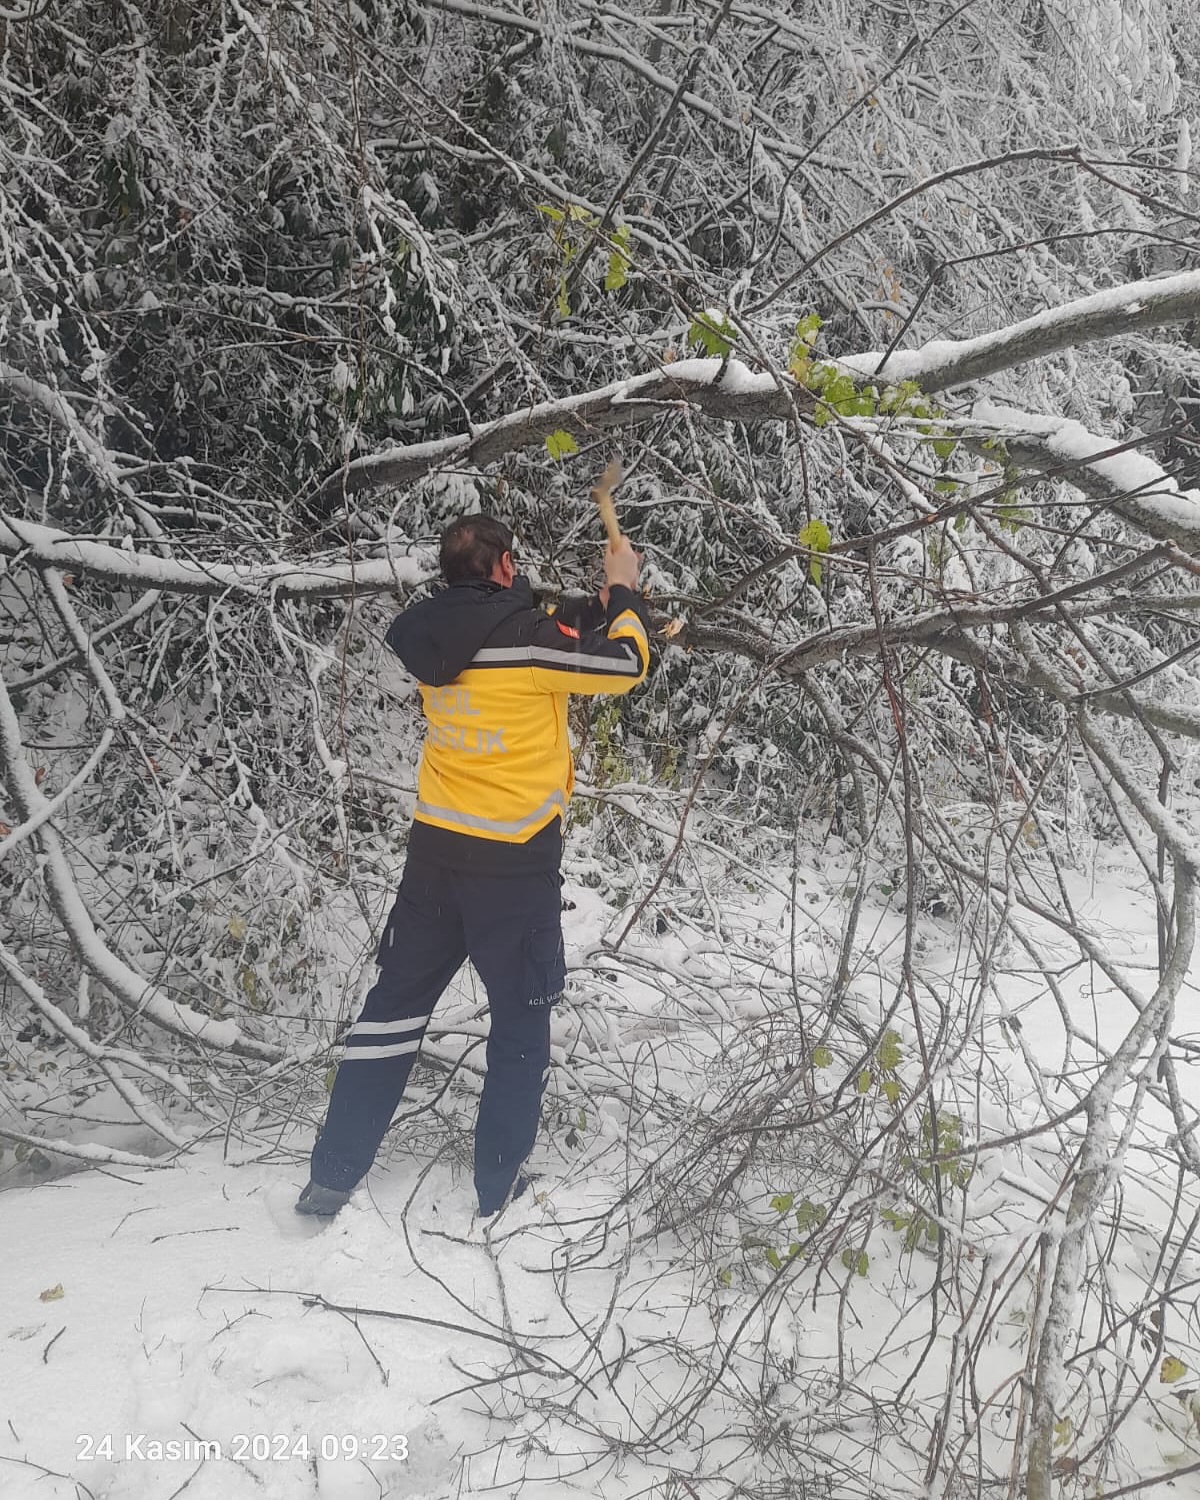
left=524, top=925, right=566, bottom=1008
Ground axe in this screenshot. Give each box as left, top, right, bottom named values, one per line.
left=590, top=457, right=623, bottom=548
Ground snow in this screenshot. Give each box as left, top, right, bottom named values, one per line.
left=0, top=516, right=435, bottom=599
left=4, top=843, right=1199, bottom=1500
left=973, top=399, right=1200, bottom=530
left=647, top=355, right=721, bottom=386
left=709, top=356, right=777, bottom=395
left=7, top=7, right=1200, bottom=1498
left=838, top=268, right=1200, bottom=388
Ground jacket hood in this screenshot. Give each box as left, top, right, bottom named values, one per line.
left=385, top=577, right=534, bottom=686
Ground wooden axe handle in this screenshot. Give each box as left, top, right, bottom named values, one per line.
left=591, top=458, right=623, bottom=547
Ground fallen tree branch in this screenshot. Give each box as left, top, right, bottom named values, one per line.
left=0, top=942, right=196, bottom=1148
left=305, top=271, right=1200, bottom=550
left=0, top=1124, right=166, bottom=1170
left=839, top=268, right=1200, bottom=393
left=0, top=667, right=285, bottom=1060
left=970, top=401, right=1200, bottom=549
left=207, top=1285, right=599, bottom=1397
left=0, top=515, right=435, bottom=599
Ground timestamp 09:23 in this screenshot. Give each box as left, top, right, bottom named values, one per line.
left=77, top=1433, right=411, bottom=1463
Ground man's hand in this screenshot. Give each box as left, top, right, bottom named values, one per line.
left=603, top=537, right=640, bottom=594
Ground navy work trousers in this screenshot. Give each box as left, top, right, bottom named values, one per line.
left=310, top=856, right=566, bottom=1213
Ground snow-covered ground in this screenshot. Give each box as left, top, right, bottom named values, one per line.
left=4, top=838, right=1200, bottom=1500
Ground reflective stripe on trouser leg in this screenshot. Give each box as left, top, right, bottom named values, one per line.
left=310, top=862, right=466, bottom=1192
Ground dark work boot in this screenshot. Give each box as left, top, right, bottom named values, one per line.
left=295, top=1180, right=352, bottom=1218
left=478, top=1173, right=533, bottom=1219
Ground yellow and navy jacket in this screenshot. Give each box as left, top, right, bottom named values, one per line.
left=386, top=577, right=649, bottom=869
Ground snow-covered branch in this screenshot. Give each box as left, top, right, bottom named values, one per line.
left=316, top=274, right=1200, bottom=551
left=311, top=358, right=802, bottom=504
left=0, top=515, right=435, bottom=599
left=840, top=273, right=1200, bottom=393
left=0, top=668, right=285, bottom=1061
left=970, top=401, right=1200, bottom=548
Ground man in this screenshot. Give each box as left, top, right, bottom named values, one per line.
left=297, top=513, right=648, bottom=1219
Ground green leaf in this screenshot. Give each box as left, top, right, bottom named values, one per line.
left=877, top=1029, right=902, bottom=1072
left=687, top=311, right=734, bottom=358
left=797, top=518, right=831, bottom=587
left=788, top=314, right=822, bottom=376
left=810, top=1045, right=834, bottom=1069
left=843, top=387, right=878, bottom=418
left=932, top=436, right=957, bottom=462
left=794, top=312, right=822, bottom=345
left=856, top=1069, right=872, bottom=1094
left=604, top=225, right=631, bottom=292
left=879, top=377, right=924, bottom=415
left=556, top=274, right=570, bottom=319
left=1161, top=1356, right=1188, bottom=1384
left=770, top=1193, right=794, bottom=1215
left=765, top=1247, right=782, bottom=1271
left=536, top=202, right=565, bottom=223
left=877, top=385, right=901, bottom=415
left=807, top=362, right=835, bottom=394
left=1053, top=1418, right=1073, bottom=1448
left=717, top=1266, right=732, bottom=1288
left=544, top=429, right=579, bottom=462
left=323, top=1067, right=336, bottom=1095
left=795, top=1199, right=827, bottom=1231
left=856, top=1251, right=869, bottom=1277
left=997, top=494, right=1031, bottom=533
left=880, top=1078, right=900, bottom=1105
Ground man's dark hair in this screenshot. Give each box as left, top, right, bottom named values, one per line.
left=439, top=514, right=514, bottom=584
